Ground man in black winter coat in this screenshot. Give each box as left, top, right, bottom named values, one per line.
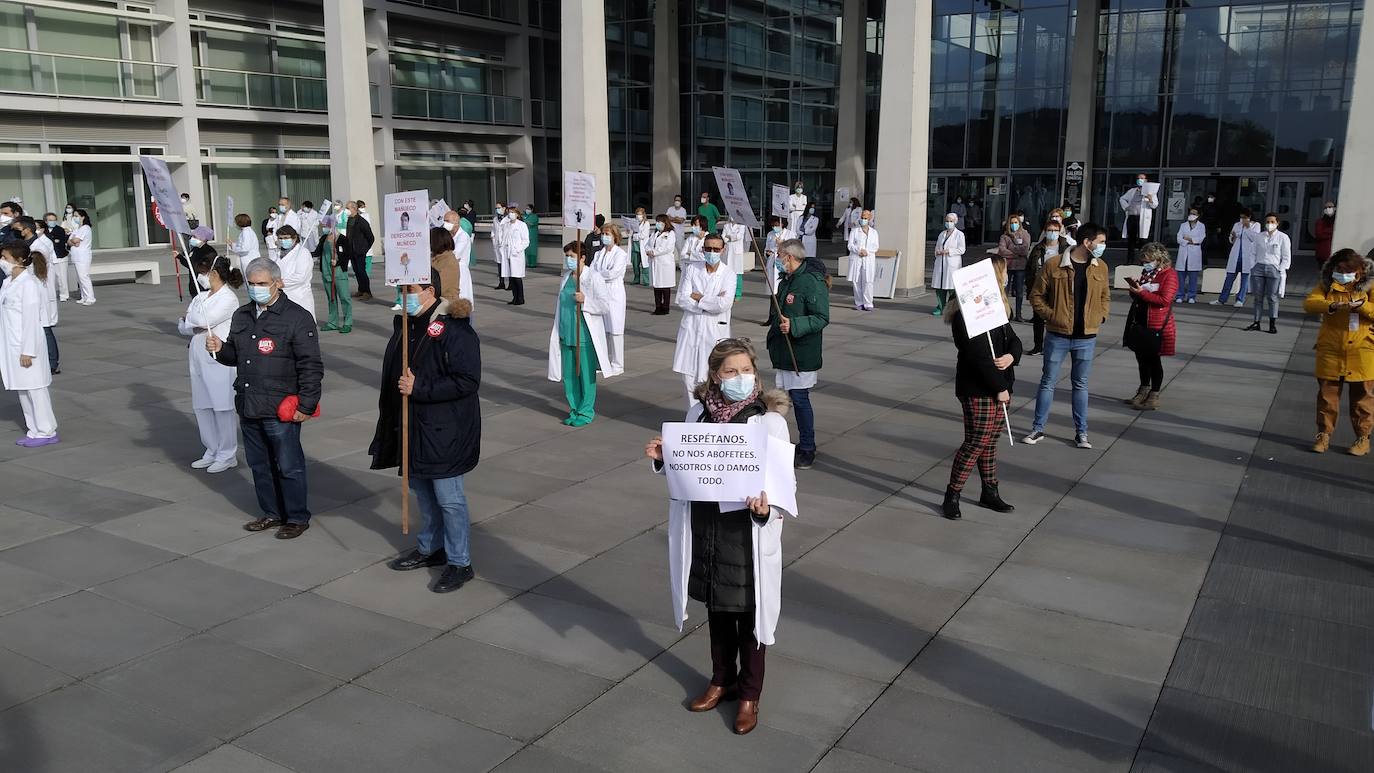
left=339, top=200, right=375, bottom=299
left=207, top=258, right=323, bottom=539
left=369, top=272, right=482, bottom=593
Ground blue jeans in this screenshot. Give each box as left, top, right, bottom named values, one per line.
left=1176, top=270, right=1200, bottom=302
left=1006, top=269, right=1026, bottom=318
left=241, top=417, right=310, bottom=524
left=1219, top=272, right=1249, bottom=303
left=1251, top=264, right=1281, bottom=321
left=1032, top=333, right=1096, bottom=435
left=410, top=475, right=471, bottom=567
left=788, top=388, right=816, bottom=452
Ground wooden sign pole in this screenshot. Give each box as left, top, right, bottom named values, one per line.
left=400, top=296, right=410, bottom=535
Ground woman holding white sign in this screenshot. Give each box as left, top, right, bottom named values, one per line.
left=645, top=338, right=795, bottom=736
left=845, top=209, right=879, bottom=311
left=942, top=256, right=1022, bottom=520
left=591, top=223, right=629, bottom=376
left=548, top=242, right=610, bottom=426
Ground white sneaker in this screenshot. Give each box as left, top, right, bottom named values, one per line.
left=391, top=303, right=402, bottom=311
left=58, top=297, right=68, bottom=303
left=1187, top=298, right=1195, bottom=304
left=206, top=459, right=238, bottom=473
left=81, top=298, right=96, bottom=305
left=191, top=457, right=214, bottom=469
left=1075, top=433, right=1093, bottom=449
left=1234, top=300, right=1245, bottom=307
left=1024, top=430, right=1045, bottom=445
left=1209, top=299, right=1224, bottom=306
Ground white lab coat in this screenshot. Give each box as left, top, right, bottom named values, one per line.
left=0, top=270, right=50, bottom=392
left=491, top=215, right=506, bottom=266
left=67, top=224, right=92, bottom=262
left=661, top=405, right=796, bottom=646
left=634, top=219, right=653, bottom=255
left=721, top=222, right=749, bottom=275
left=1118, top=187, right=1158, bottom=239
left=645, top=230, right=678, bottom=289
left=798, top=214, right=819, bottom=257
left=547, top=267, right=612, bottom=381
left=1256, top=229, right=1293, bottom=274
left=178, top=284, right=239, bottom=412
left=1175, top=221, right=1205, bottom=272
left=787, top=193, right=808, bottom=233
left=837, top=205, right=857, bottom=242
left=454, top=226, right=474, bottom=305
left=672, top=262, right=736, bottom=381
left=764, top=228, right=796, bottom=289
left=666, top=205, right=688, bottom=250
left=501, top=216, right=529, bottom=279
left=29, top=235, right=58, bottom=327
left=932, top=227, right=966, bottom=290
left=846, top=226, right=880, bottom=283
left=591, top=244, right=629, bottom=337
left=1227, top=222, right=1262, bottom=273
left=274, top=243, right=316, bottom=320
left=229, top=227, right=260, bottom=269
left=679, top=233, right=704, bottom=267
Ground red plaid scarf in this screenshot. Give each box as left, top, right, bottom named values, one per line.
left=702, top=384, right=761, bottom=424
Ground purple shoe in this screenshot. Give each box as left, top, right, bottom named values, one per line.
left=17, top=435, right=59, bottom=448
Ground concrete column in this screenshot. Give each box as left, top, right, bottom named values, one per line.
left=326, top=0, right=379, bottom=221
left=160, top=0, right=203, bottom=236
left=872, top=0, right=932, bottom=296
left=1061, top=0, right=1099, bottom=218
left=1334, top=13, right=1374, bottom=254
left=506, top=31, right=535, bottom=208
left=651, top=0, right=681, bottom=212
left=832, top=0, right=867, bottom=208
left=561, top=1, right=612, bottom=231
left=365, top=5, right=395, bottom=194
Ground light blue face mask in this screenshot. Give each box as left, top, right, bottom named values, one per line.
left=248, top=286, right=272, bottom=304
left=601, top=234, right=613, bottom=246
left=1141, top=261, right=1157, bottom=272
left=404, top=293, right=423, bottom=316
left=1091, top=243, right=1107, bottom=259
left=565, top=255, right=578, bottom=270
left=772, top=226, right=782, bottom=234
left=1333, top=271, right=1358, bottom=285
left=1010, top=222, right=1020, bottom=232
left=945, top=221, right=956, bottom=230
left=720, top=373, right=756, bottom=402
left=704, top=251, right=722, bottom=266
left=189, top=237, right=203, bottom=248
left=278, top=238, right=294, bottom=250
left=860, top=219, right=870, bottom=227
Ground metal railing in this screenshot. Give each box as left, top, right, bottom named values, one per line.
left=0, top=47, right=177, bottom=101
left=195, top=66, right=327, bottom=112
left=391, top=85, right=521, bottom=125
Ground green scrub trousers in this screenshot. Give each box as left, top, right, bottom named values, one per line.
left=525, top=213, right=540, bottom=267
left=322, top=260, right=352, bottom=330
left=559, top=280, right=598, bottom=426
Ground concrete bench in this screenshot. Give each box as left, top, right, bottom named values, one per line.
left=89, top=260, right=160, bottom=285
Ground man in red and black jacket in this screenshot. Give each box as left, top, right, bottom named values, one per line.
left=207, top=257, right=323, bottom=539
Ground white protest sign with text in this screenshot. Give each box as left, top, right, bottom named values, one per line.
left=383, top=189, right=430, bottom=286
left=711, top=166, right=759, bottom=228
left=770, top=184, right=789, bottom=218
left=563, top=171, right=596, bottom=229
left=428, top=198, right=450, bottom=227
left=139, top=156, right=190, bottom=235
left=661, top=422, right=767, bottom=504
left=223, top=195, right=234, bottom=236
left=952, top=259, right=1010, bottom=337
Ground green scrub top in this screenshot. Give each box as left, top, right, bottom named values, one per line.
left=558, top=274, right=590, bottom=347
left=698, top=202, right=721, bottom=234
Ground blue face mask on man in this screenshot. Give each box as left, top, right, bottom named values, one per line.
left=248, top=285, right=272, bottom=304
left=404, top=293, right=423, bottom=316
left=1091, top=243, right=1107, bottom=259
left=278, top=238, right=294, bottom=250
left=704, top=251, right=722, bottom=266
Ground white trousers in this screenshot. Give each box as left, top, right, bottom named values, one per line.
left=682, top=374, right=698, bottom=411
left=72, top=256, right=95, bottom=301
left=607, top=333, right=624, bottom=376
left=52, top=259, right=70, bottom=300
left=853, top=274, right=874, bottom=309
left=18, top=388, right=57, bottom=438
left=194, top=407, right=239, bottom=463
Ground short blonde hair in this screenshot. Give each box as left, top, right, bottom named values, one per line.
left=602, top=222, right=622, bottom=245
left=1140, top=241, right=1172, bottom=269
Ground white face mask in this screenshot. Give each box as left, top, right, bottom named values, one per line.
left=1266, top=222, right=1278, bottom=232
left=442, top=221, right=457, bottom=232
left=196, top=273, right=211, bottom=290
left=1187, top=214, right=1198, bottom=221
left=1324, top=207, right=1335, bottom=216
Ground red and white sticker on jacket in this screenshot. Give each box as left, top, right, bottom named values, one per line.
left=426, top=321, right=445, bottom=338
left=785, top=293, right=795, bottom=304
left=257, top=338, right=276, bottom=354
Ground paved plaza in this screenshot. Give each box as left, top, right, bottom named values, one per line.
left=0, top=255, right=1369, bottom=772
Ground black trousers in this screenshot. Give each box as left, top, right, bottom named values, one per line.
left=349, top=254, right=372, bottom=294
left=1126, top=215, right=1144, bottom=262
left=653, top=288, right=671, bottom=313
left=1135, top=349, right=1164, bottom=391
left=708, top=611, right=766, bottom=700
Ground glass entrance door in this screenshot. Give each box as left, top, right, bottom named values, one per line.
left=1273, top=177, right=1327, bottom=253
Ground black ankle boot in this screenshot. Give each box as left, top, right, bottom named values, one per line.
left=942, top=487, right=962, bottom=520
left=1244, top=321, right=1261, bottom=331
left=978, top=484, right=1015, bottom=513
left=1268, top=319, right=1277, bottom=334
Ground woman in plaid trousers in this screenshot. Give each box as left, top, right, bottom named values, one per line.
left=943, top=256, right=1023, bottom=520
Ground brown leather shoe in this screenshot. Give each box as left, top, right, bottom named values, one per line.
left=275, top=522, right=310, bottom=540
left=688, top=683, right=734, bottom=712
left=356, top=292, right=373, bottom=301
left=733, top=699, right=759, bottom=735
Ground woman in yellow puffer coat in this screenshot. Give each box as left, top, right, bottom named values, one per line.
left=1303, top=248, right=1374, bottom=455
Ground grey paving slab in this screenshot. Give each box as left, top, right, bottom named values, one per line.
left=796, top=529, right=998, bottom=593
left=237, top=684, right=521, bottom=773
left=769, top=598, right=935, bottom=683
left=456, top=592, right=684, bottom=681
left=1035, top=505, right=1222, bottom=560
left=812, top=748, right=920, bottom=773
left=0, top=647, right=74, bottom=711
left=1129, top=749, right=1230, bottom=773
left=0, top=591, right=189, bottom=677
left=1182, top=596, right=1374, bottom=676
left=210, top=592, right=434, bottom=680
left=838, top=685, right=1136, bottom=773
left=537, top=684, right=829, bottom=773
left=0, top=683, right=217, bottom=773
left=0, top=558, right=76, bottom=615
left=171, top=745, right=299, bottom=773
left=896, top=637, right=1159, bottom=747
left=478, top=502, right=660, bottom=556
left=465, top=529, right=592, bottom=590
left=845, top=503, right=1031, bottom=559
left=1008, top=531, right=1212, bottom=598
left=532, top=553, right=686, bottom=624
left=90, top=635, right=339, bottom=739
left=781, top=561, right=969, bottom=631
left=0, top=528, right=178, bottom=588
left=359, top=633, right=611, bottom=740
left=0, top=506, right=79, bottom=551
left=492, top=746, right=614, bottom=773
left=313, top=561, right=518, bottom=629
left=1198, top=561, right=1374, bottom=629
left=93, top=502, right=256, bottom=555
left=93, top=558, right=296, bottom=630
left=193, top=531, right=384, bottom=590
left=979, top=561, right=1198, bottom=635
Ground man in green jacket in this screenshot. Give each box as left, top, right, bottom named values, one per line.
left=767, top=238, right=829, bottom=469
left=523, top=205, right=539, bottom=267
left=697, top=191, right=722, bottom=234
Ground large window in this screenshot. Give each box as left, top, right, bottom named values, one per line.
left=606, top=2, right=654, bottom=214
